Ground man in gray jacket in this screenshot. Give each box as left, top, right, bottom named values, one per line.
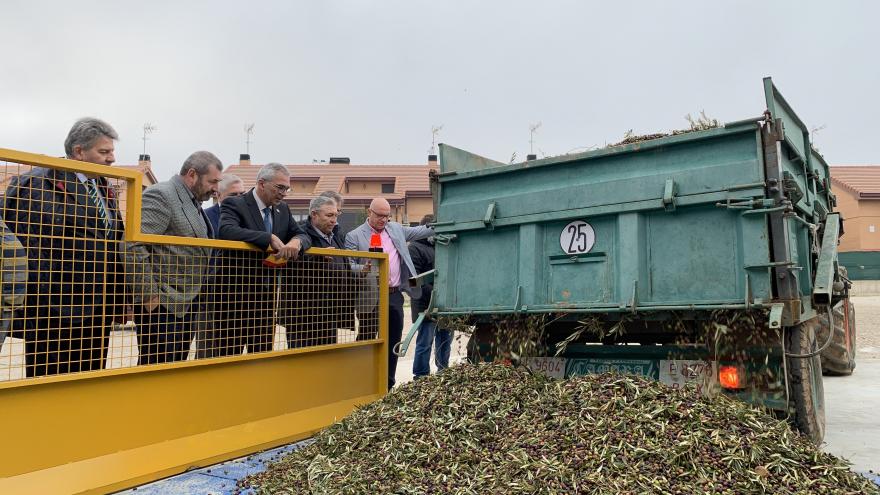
left=345, top=198, right=433, bottom=389
left=125, top=151, right=222, bottom=364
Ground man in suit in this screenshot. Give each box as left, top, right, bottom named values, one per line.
left=345, top=198, right=433, bottom=389
left=204, top=174, right=244, bottom=234
left=125, top=151, right=222, bottom=364
left=0, top=219, right=27, bottom=348
left=198, top=173, right=243, bottom=358
left=292, top=195, right=355, bottom=347
left=219, top=162, right=311, bottom=355
left=3, top=117, right=126, bottom=376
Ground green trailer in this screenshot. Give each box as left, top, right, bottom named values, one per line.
left=425, top=78, right=855, bottom=443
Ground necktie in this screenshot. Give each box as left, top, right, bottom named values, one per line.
left=86, top=179, right=110, bottom=232
left=263, top=207, right=273, bottom=233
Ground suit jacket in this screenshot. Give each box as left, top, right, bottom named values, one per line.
left=288, top=217, right=356, bottom=331
left=218, top=189, right=311, bottom=252
left=2, top=167, right=125, bottom=334
left=204, top=203, right=221, bottom=235
left=344, top=221, right=433, bottom=298
left=124, top=175, right=214, bottom=317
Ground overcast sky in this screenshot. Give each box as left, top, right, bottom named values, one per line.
left=2, top=1, right=878, bottom=181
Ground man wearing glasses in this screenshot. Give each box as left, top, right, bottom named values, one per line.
left=345, top=198, right=433, bottom=390
left=218, top=163, right=311, bottom=355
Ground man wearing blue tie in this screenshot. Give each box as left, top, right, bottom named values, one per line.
left=218, top=163, right=311, bottom=355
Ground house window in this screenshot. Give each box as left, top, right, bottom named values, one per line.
left=381, top=183, right=394, bottom=193
left=870, top=225, right=876, bottom=233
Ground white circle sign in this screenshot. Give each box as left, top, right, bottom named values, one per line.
left=560, top=221, right=595, bottom=254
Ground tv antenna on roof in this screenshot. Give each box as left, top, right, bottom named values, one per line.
left=529, top=122, right=542, bottom=155
left=244, top=123, right=255, bottom=155
left=429, top=124, right=443, bottom=154
left=142, top=122, right=158, bottom=155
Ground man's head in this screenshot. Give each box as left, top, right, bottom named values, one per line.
left=367, top=197, right=392, bottom=231
left=179, top=151, right=224, bottom=202
left=216, top=174, right=244, bottom=203
left=309, top=195, right=339, bottom=236
left=255, top=163, right=290, bottom=207
left=64, top=117, right=118, bottom=166
left=420, top=214, right=435, bottom=226
left=318, top=190, right=344, bottom=210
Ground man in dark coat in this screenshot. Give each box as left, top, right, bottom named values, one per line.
left=3, top=117, right=126, bottom=376
left=204, top=174, right=244, bottom=234
left=292, top=195, right=356, bottom=347
left=410, top=214, right=452, bottom=378
left=218, top=162, right=311, bottom=355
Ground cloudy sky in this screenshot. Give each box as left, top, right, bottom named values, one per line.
left=1, top=1, right=877, bottom=180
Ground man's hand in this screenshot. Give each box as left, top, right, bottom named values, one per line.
left=281, top=238, right=302, bottom=260
left=360, top=259, right=373, bottom=277
left=144, top=296, right=160, bottom=313
left=269, top=234, right=286, bottom=255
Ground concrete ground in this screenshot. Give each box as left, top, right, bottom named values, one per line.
left=822, top=295, right=880, bottom=474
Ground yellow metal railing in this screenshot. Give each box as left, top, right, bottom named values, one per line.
left=0, top=148, right=389, bottom=494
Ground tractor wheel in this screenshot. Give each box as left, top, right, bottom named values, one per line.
left=818, top=300, right=857, bottom=376
left=785, top=318, right=826, bottom=445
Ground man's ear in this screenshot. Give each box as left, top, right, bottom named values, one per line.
left=71, top=145, right=84, bottom=160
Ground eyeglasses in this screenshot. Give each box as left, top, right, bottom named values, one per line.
left=261, top=180, right=290, bottom=193
left=226, top=191, right=243, bottom=197
left=369, top=209, right=391, bottom=220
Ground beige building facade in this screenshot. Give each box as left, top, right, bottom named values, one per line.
left=830, top=165, right=880, bottom=252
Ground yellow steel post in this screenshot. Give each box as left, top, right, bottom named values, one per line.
left=377, top=252, right=390, bottom=393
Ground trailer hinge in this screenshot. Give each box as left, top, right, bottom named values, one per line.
left=483, top=202, right=497, bottom=229
left=662, top=179, right=677, bottom=212
left=768, top=303, right=785, bottom=329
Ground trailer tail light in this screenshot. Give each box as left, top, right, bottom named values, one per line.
left=718, top=365, right=743, bottom=390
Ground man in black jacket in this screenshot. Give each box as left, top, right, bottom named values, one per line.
left=292, top=195, right=356, bottom=347
left=3, top=117, right=126, bottom=376
left=410, top=214, right=452, bottom=378
left=218, top=163, right=311, bottom=355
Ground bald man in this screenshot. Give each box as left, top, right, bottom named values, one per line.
left=345, top=198, right=433, bottom=389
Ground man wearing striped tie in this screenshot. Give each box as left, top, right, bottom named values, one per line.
left=3, top=117, right=126, bottom=377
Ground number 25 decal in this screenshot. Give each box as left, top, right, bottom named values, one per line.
left=559, top=221, right=595, bottom=254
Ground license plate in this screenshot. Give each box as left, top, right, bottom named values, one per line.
left=524, top=357, right=719, bottom=396
left=521, top=357, right=566, bottom=379
left=659, top=360, right=718, bottom=396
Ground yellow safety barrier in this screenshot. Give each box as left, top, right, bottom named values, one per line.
left=0, top=148, right=389, bottom=494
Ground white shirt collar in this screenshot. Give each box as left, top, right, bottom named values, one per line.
left=252, top=189, right=270, bottom=213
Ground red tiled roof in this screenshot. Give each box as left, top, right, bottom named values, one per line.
left=831, top=165, right=880, bottom=198
left=224, top=162, right=437, bottom=203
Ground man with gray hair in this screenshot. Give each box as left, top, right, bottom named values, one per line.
left=3, top=117, right=126, bottom=376
left=218, top=162, right=311, bottom=355
left=318, top=190, right=345, bottom=236
left=285, top=194, right=355, bottom=347
left=205, top=174, right=244, bottom=234
left=125, top=151, right=223, bottom=364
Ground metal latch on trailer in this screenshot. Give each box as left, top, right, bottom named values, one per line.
left=662, top=179, right=677, bottom=212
